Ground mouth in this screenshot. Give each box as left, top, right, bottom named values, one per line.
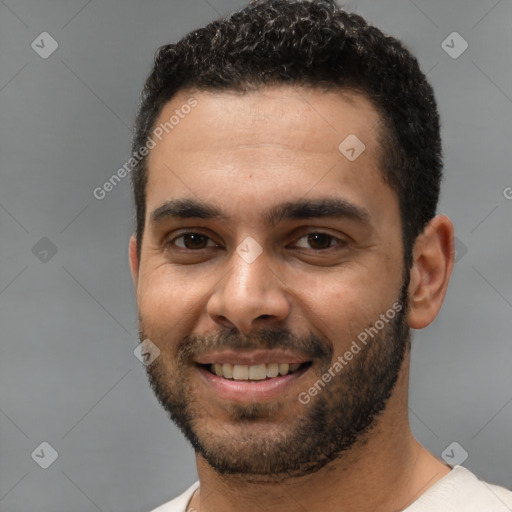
left=198, top=361, right=313, bottom=381
left=195, top=355, right=313, bottom=403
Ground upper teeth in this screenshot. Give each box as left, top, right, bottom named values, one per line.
left=211, top=363, right=302, bottom=380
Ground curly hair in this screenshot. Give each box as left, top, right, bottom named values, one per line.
left=131, top=0, right=442, bottom=270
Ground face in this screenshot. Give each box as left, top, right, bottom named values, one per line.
left=131, top=86, right=410, bottom=480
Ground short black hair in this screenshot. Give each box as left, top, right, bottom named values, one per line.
left=131, top=0, right=442, bottom=270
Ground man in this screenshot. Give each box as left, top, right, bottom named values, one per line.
left=128, top=1, right=512, bottom=510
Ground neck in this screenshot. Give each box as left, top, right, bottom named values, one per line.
left=189, top=360, right=451, bottom=512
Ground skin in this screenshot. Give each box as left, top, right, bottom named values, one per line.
left=129, top=86, right=455, bottom=512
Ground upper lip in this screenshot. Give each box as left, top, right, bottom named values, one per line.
left=195, top=350, right=309, bottom=366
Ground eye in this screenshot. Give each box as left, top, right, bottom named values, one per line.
left=168, top=232, right=218, bottom=250
left=292, top=232, right=347, bottom=251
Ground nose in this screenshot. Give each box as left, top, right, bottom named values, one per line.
left=206, top=241, right=291, bottom=333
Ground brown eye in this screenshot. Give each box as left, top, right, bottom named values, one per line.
left=294, top=232, right=344, bottom=251
left=307, top=233, right=334, bottom=250
left=171, top=233, right=215, bottom=250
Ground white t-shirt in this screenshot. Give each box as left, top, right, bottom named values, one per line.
left=149, top=465, right=512, bottom=512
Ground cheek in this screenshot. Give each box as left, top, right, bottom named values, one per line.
left=136, top=266, right=211, bottom=347
left=289, top=268, right=374, bottom=336
left=326, top=285, right=375, bottom=336
left=291, top=261, right=399, bottom=346
left=137, top=269, right=186, bottom=330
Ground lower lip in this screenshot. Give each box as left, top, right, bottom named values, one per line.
left=196, top=364, right=309, bottom=403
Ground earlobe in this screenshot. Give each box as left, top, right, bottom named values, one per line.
left=407, top=215, right=455, bottom=330
left=129, top=235, right=139, bottom=288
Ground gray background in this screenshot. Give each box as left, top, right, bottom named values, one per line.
left=0, top=0, right=511, bottom=510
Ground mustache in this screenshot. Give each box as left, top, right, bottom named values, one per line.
left=174, top=326, right=333, bottom=366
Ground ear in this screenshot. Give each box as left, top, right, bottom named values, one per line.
left=129, top=234, right=140, bottom=288
left=407, top=214, right=455, bottom=329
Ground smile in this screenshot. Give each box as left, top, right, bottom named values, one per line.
left=194, top=350, right=313, bottom=401
left=202, top=362, right=311, bottom=380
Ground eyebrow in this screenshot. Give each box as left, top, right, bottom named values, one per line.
left=150, top=197, right=371, bottom=228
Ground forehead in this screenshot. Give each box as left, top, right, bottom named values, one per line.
left=144, top=85, right=392, bottom=225
left=149, top=85, right=382, bottom=159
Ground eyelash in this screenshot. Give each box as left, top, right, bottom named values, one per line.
left=165, top=230, right=347, bottom=252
